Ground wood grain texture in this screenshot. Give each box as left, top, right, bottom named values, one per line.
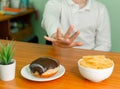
left=0, top=39, right=120, bottom=89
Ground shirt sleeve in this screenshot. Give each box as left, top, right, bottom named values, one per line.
left=41, top=0, right=62, bottom=36
left=94, top=5, right=111, bottom=51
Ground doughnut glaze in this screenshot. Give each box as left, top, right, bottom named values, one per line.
left=29, top=57, right=60, bottom=77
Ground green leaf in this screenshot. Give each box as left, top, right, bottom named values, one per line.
left=0, top=40, right=15, bottom=65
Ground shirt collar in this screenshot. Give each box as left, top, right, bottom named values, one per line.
left=66, top=0, right=92, bottom=11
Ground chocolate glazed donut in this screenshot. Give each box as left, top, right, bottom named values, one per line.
left=29, top=57, right=60, bottom=78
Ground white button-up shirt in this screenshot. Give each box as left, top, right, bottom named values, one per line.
left=41, top=0, right=111, bottom=51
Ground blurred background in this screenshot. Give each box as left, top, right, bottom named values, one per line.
left=0, top=0, right=120, bottom=52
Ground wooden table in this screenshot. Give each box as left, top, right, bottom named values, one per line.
left=0, top=40, right=120, bottom=89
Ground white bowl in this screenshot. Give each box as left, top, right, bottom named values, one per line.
left=78, top=59, right=114, bottom=82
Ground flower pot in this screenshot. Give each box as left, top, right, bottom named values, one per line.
left=0, top=60, right=16, bottom=81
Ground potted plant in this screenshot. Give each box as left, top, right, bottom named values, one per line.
left=0, top=40, right=16, bottom=81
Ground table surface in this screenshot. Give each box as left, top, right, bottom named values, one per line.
left=0, top=40, right=120, bottom=89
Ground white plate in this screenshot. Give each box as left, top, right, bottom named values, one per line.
left=21, top=64, right=65, bottom=82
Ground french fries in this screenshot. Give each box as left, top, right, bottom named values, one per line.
left=80, top=55, right=113, bottom=69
